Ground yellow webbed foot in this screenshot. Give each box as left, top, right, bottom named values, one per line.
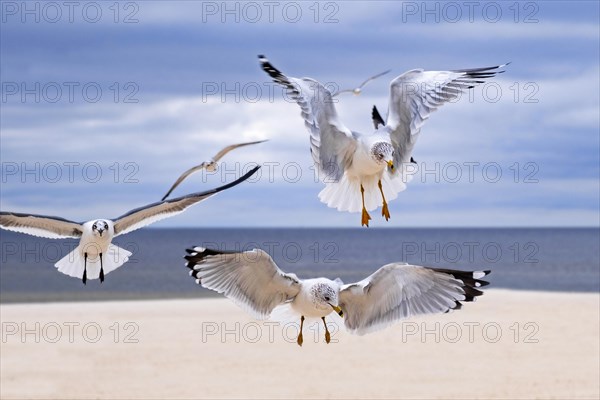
left=322, top=317, right=331, bottom=344
left=378, top=180, right=390, bottom=221
left=381, top=202, right=390, bottom=221
left=297, top=315, right=305, bottom=347
left=361, top=207, right=371, bottom=227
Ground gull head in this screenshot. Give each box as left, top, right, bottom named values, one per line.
left=371, top=142, right=395, bottom=172
left=91, top=220, right=110, bottom=237
left=310, top=281, right=341, bottom=314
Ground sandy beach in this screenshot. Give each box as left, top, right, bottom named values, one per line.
left=1, top=289, right=598, bottom=399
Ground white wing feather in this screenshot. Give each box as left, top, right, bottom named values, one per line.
left=339, top=263, right=487, bottom=335
left=0, top=212, right=82, bottom=239
left=386, top=64, right=508, bottom=165
left=114, top=166, right=259, bottom=236
left=260, top=56, right=357, bottom=181
left=185, top=247, right=301, bottom=319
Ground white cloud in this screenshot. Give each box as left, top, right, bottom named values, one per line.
left=1, top=2, right=598, bottom=228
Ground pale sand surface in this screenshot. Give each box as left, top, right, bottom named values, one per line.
left=1, top=289, right=598, bottom=399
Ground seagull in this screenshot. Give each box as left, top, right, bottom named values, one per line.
left=161, top=140, right=267, bottom=201
left=0, top=166, right=260, bottom=284
left=332, top=69, right=391, bottom=97
left=185, top=246, right=490, bottom=346
left=259, top=55, right=508, bottom=226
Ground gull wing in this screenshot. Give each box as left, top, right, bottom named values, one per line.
left=386, top=64, right=508, bottom=165
left=161, top=141, right=266, bottom=201
left=372, top=105, right=385, bottom=129
left=211, top=139, right=268, bottom=162
left=0, top=212, right=82, bottom=239
left=358, top=69, right=392, bottom=88
left=185, top=247, right=302, bottom=319
left=333, top=69, right=391, bottom=96
left=114, top=166, right=260, bottom=237
left=259, top=55, right=357, bottom=182
left=161, top=162, right=211, bottom=201
left=339, top=263, right=490, bottom=335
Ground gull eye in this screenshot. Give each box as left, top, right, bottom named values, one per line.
left=324, top=296, right=330, bottom=301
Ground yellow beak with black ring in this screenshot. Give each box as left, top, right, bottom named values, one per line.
left=387, top=160, right=395, bottom=172
left=329, top=303, right=344, bottom=318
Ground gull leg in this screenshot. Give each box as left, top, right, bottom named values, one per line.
left=99, top=253, right=104, bottom=283
left=297, top=316, right=305, bottom=347
left=82, top=253, right=87, bottom=285
left=378, top=180, right=390, bottom=221
left=322, top=317, right=331, bottom=344
left=360, top=184, right=371, bottom=227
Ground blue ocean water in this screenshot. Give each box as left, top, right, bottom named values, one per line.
left=0, top=228, right=598, bottom=302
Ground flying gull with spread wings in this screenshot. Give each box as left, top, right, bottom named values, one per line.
left=332, top=69, right=391, bottom=97
left=0, top=167, right=260, bottom=284
left=259, top=55, right=508, bottom=226
left=161, top=140, right=266, bottom=201
left=185, top=246, right=490, bottom=345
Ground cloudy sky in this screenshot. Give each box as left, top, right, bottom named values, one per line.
left=1, top=1, right=598, bottom=227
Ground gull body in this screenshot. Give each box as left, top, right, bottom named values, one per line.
left=349, top=132, right=394, bottom=177
left=1, top=167, right=260, bottom=284
left=259, top=55, right=508, bottom=226
left=80, top=220, right=113, bottom=257
left=290, top=278, right=342, bottom=319
left=75, top=220, right=115, bottom=281
left=185, top=246, right=490, bottom=346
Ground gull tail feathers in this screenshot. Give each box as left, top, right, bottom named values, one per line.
left=269, top=303, right=299, bottom=324
left=318, top=173, right=407, bottom=213
left=55, top=244, right=132, bottom=280
left=103, top=244, right=133, bottom=275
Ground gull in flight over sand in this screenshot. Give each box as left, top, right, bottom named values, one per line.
left=185, top=246, right=490, bottom=346
left=332, top=69, right=391, bottom=97
left=0, top=167, right=260, bottom=284
left=259, top=55, right=508, bottom=226
left=161, top=140, right=267, bottom=201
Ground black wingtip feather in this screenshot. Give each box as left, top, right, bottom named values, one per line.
left=185, top=246, right=245, bottom=285
left=371, top=105, right=385, bottom=129
left=184, top=246, right=242, bottom=269
left=431, top=268, right=491, bottom=311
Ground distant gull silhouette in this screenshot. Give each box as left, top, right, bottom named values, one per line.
left=161, top=140, right=266, bottom=201
left=332, top=69, right=391, bottom=96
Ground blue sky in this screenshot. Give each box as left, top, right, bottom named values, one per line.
left=1, top=0, right=599, bottom=227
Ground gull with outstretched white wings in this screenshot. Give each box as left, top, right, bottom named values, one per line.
left=260, top=55, right=508, bottom=226
left=1, top=166, right=260, bottom=284
left=185, top=246, right=490, bottom=345
left=161, top=140, right=266, bottom=201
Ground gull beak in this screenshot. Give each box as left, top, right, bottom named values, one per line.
left=329, top=303, right=344, bottom=318
left=387, top=160, right=395, bottom=172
